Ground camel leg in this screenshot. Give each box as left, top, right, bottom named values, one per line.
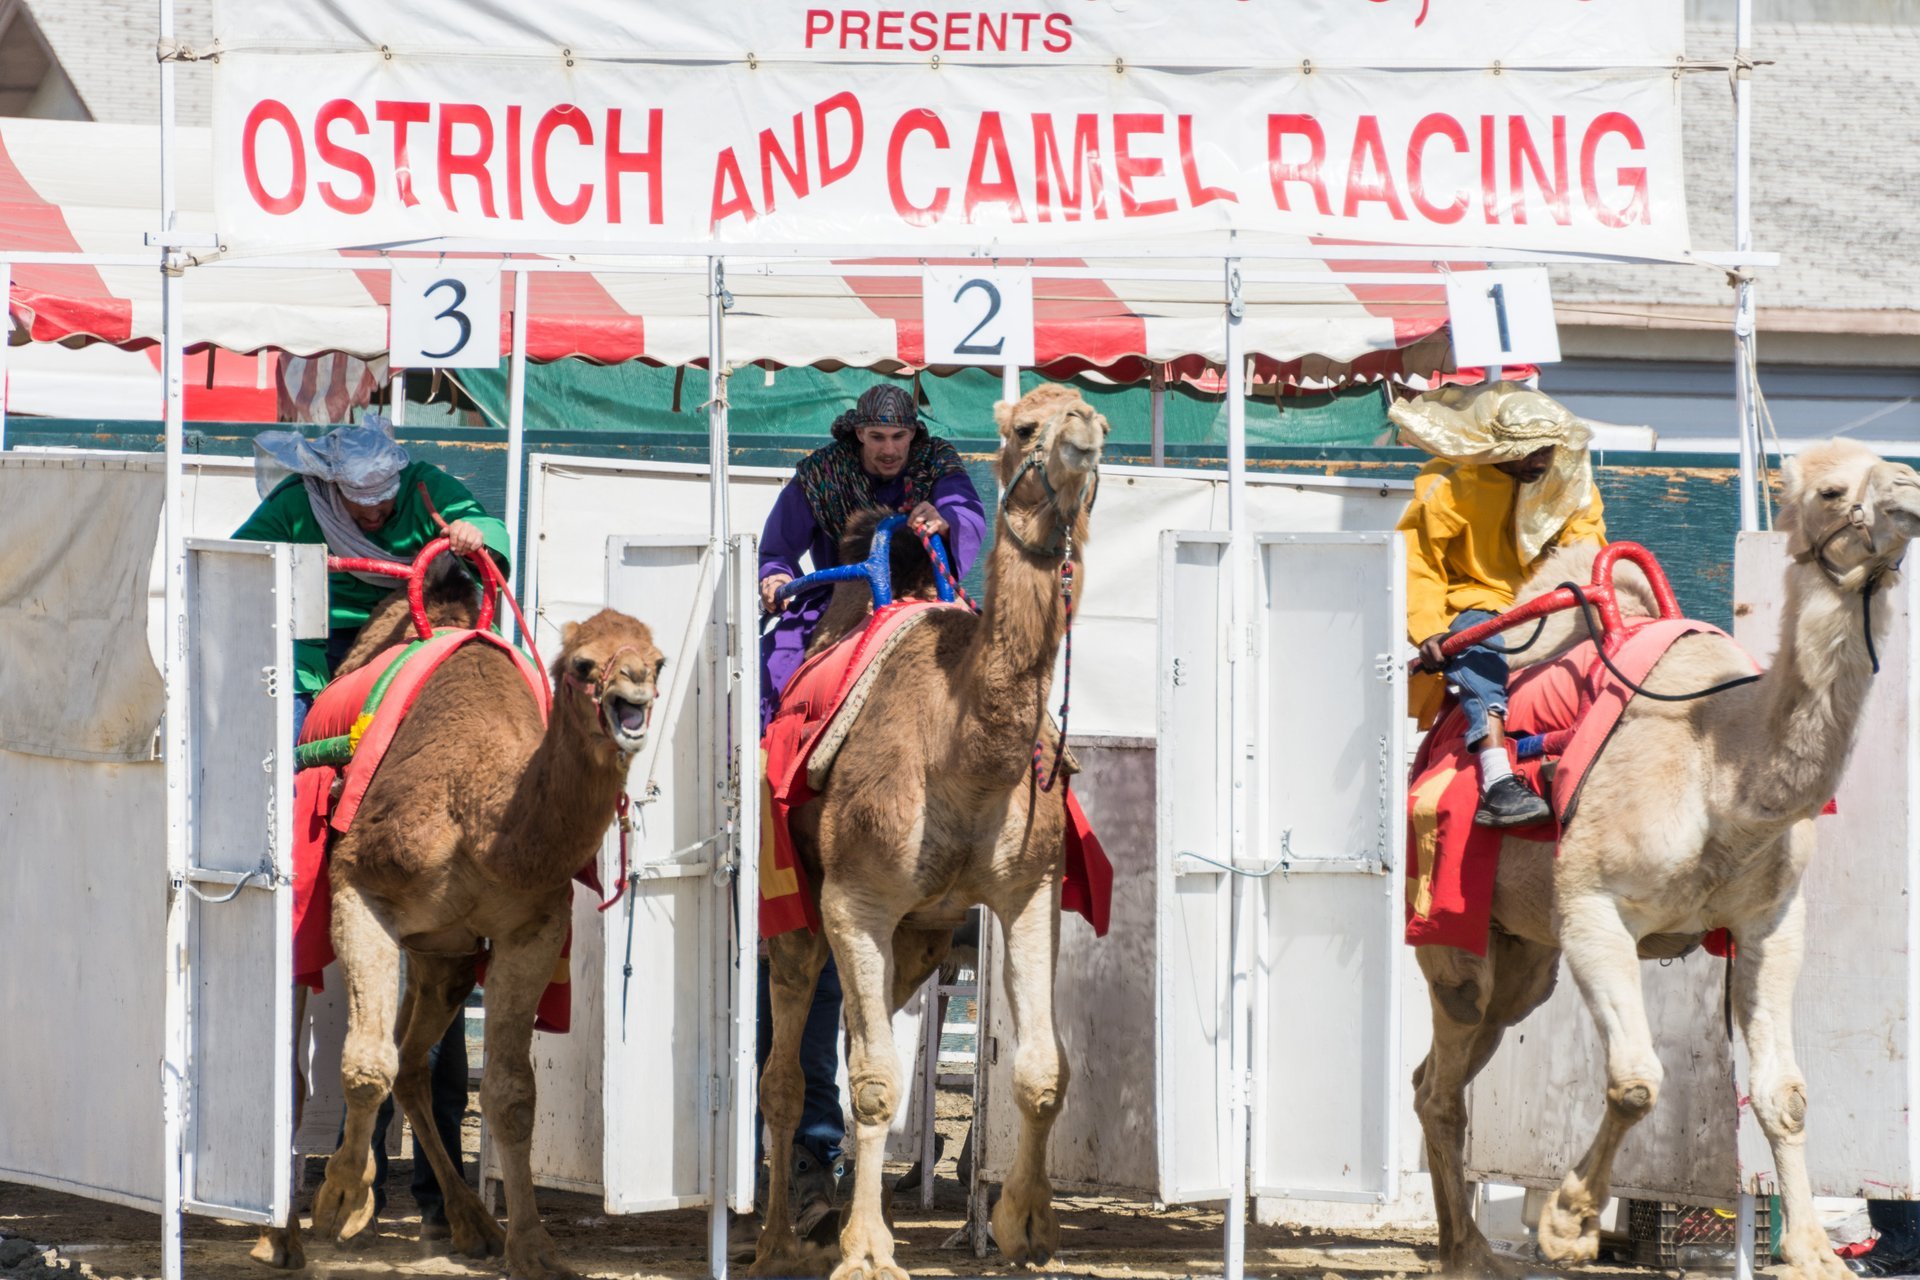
left=750, top=927, right=832, bottom=1279
left=1414, top=937, right=1559, bottom=1277
left=1733, top=857, right=1850, bottom=1280
left=311, top=883, right=399, bottom=1244
left=1538, top=894, right=1661, bottom=1264
left=476, top=905, right=576, bottom=1280
left=391, top=952, right=503, bottom=1259
left=987, top=880, right=1067, bottom=1268
left=252, top=984, right=310, bottom=1270
left=821, top=883, right=909, bottom=1280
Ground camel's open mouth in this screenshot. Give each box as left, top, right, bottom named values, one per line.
left=606, top=694, right=653, bottom=751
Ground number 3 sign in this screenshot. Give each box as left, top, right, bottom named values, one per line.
left=389, top=262, right=503, bottom=368
left=923, top=267, right=1035, bottom=367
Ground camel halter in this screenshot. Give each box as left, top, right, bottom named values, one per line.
left=994, top=430, right=1096, bottom=791
left=996, top=431, right=1100, bottom=561
left=1793, top=483, right=1908, bottom=675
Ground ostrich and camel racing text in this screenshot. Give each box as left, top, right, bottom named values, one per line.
left=209, top=0, right=1691, bottom=257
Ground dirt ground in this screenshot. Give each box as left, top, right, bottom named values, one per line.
left=0, top=1090, right=1679, bottom=1280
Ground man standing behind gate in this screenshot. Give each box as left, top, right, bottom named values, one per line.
left=1394, top=383, right=1607, bottom=828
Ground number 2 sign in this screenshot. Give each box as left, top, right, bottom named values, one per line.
left=389, top=262, right=503, bottom=368
left=1443, top=268, right=1561, bottom=368
left=923, top=267, right=1035, bottom=367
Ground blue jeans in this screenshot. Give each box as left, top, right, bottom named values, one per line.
left=1446, top=609, right=1511, bottom=749
left=755, top=952, right=845, bottom=1173
left=1871, top=1201, right=1920, bottom=1254
left=337, top=1013, right=469, bottom=1221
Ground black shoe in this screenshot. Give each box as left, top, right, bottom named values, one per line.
left=1851, top=1248, right=1920, bottom=1277
left=1474, top=775, right=1552, bottom=828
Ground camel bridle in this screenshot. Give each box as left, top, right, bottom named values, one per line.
left=1793, top=476, right=1909, bottom=674
left=996, top=417, right=1101, bottom=562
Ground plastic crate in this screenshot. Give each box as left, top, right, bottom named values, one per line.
left=1625, top=1198, right=1773, bottom=1269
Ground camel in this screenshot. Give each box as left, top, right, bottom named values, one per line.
left=752, top=382, right=1107, bottom=1280
left=253, top=562, right=665, bottom=1280
left=1413, top=439, right=1920, bottom=1280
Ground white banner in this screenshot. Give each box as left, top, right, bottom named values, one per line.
left=210, top=1, right=1690, bottom=258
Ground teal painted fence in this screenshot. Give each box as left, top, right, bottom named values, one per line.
left=5, top=420, right=1804, bottom=628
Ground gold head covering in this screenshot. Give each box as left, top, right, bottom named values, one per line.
left=1388, top=382, right=1595, bottom=564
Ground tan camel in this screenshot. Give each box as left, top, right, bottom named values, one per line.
left=1414, top=439, right=1920, bottom=1280
left=753, top=382, right=1108, bottom=1280
left=253, top=565, right=665, bottom=1280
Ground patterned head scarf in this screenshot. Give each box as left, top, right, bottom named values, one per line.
left=1390, top=382, right=1595, bottom=564
left=830, top=383, right=923, bottom=446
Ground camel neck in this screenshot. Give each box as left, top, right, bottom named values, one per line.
left=956, top=529, right=1075, bottom=780
left=496, top=698, right=629, bottom=889
left=1735, top=562, right=1884, bottom=822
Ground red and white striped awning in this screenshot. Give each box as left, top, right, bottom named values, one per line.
left=1, top=117, right=1455, bottom=381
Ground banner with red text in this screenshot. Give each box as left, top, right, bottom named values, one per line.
left=209, top=0, right=1691, bottom=258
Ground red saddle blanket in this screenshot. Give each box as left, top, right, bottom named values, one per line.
left=292, top=629, right=592, bottom=1033
left=1405, top=618, right=1741, bottom=955
left=760, top=600, right=1113, bottom=940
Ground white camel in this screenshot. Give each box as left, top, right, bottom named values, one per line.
left=1414, top=439, right=1920, bottom=1279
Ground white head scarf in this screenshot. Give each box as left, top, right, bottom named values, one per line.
left=1389, top=382, right=1596, bottom=564
left=252, top=415, right=414, bottom=584
left=252, top=414, right=411, bottom=504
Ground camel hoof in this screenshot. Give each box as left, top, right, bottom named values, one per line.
left=309, top=1176, right=376, bottom=1244
left=991, top=1185, right=1059, bottom=1268
left=1435, top=1236, right=1521, bottom=1279
left=829, top=1256, right=909, bottom=1280
left=750, top=1236, right=834, bottom=1278
left=1780, top=1229, right=1854, bottom=1280
left=504, top=1226, right=578, bottom=1280
left=1535, top=1187, right=1600, bottom=1265
left=249, top=1227, right=306, bottom=1271
left=446, top=1200, right=506, bottom=1259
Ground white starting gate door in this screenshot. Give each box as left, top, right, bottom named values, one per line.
left=490, top=533, right=759, bottom=1227
left=178, top=538, right=319, bottom=1224
left=1153, top=531, right=1406, bottom=1205
left=1247, top=532, right=1406, bottom=1205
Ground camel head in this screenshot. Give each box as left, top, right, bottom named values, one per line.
left=552, top=609, right=666, bottom=756
left=1779, top=440, right=1920, bottom=593
left=992, top=382, right=1109, bottom=558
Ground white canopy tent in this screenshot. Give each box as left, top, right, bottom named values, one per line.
left=0, top=2, right=1782, bottom=1279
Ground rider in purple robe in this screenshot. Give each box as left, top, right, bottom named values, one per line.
left=757, top=383, right=986, bottom=729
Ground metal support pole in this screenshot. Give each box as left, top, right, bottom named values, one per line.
left=1150, top=363, right=1167, bottom=467
left=157, top=1, right=189, bottom=1276
left=1732, top=0, right=1761, bottom=532
left=1734, top=1192, right=1758, bottom=1280
left=1222, top=259, right=1252, bottom=1280
left=918, top=978, right=941, bottom=1209
left=504, top=268, right=530, bottom=601
left=707, top=254, right=732, bottom=1280
left=1002, top=361, right=1020, bottom=406
left=388, top=367, right=406, bottom=424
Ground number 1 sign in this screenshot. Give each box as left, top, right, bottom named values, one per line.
left=389, top=262, right=504, bottom=368
left=923, top=267, right=1035, bottom=367
left=1443, top=268, right=1561, bottom=368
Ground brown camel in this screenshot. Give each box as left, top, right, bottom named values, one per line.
left=253, top=563, right=665, bottom=1280
left=752, top=382, right=1107, bottom=1280
left=1414, top=439, right=1920, bottom=1280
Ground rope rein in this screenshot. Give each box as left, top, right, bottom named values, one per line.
left=1556, top=581, right=1764, bottom=702
left=1033, top=549, right=1075, bottom=792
